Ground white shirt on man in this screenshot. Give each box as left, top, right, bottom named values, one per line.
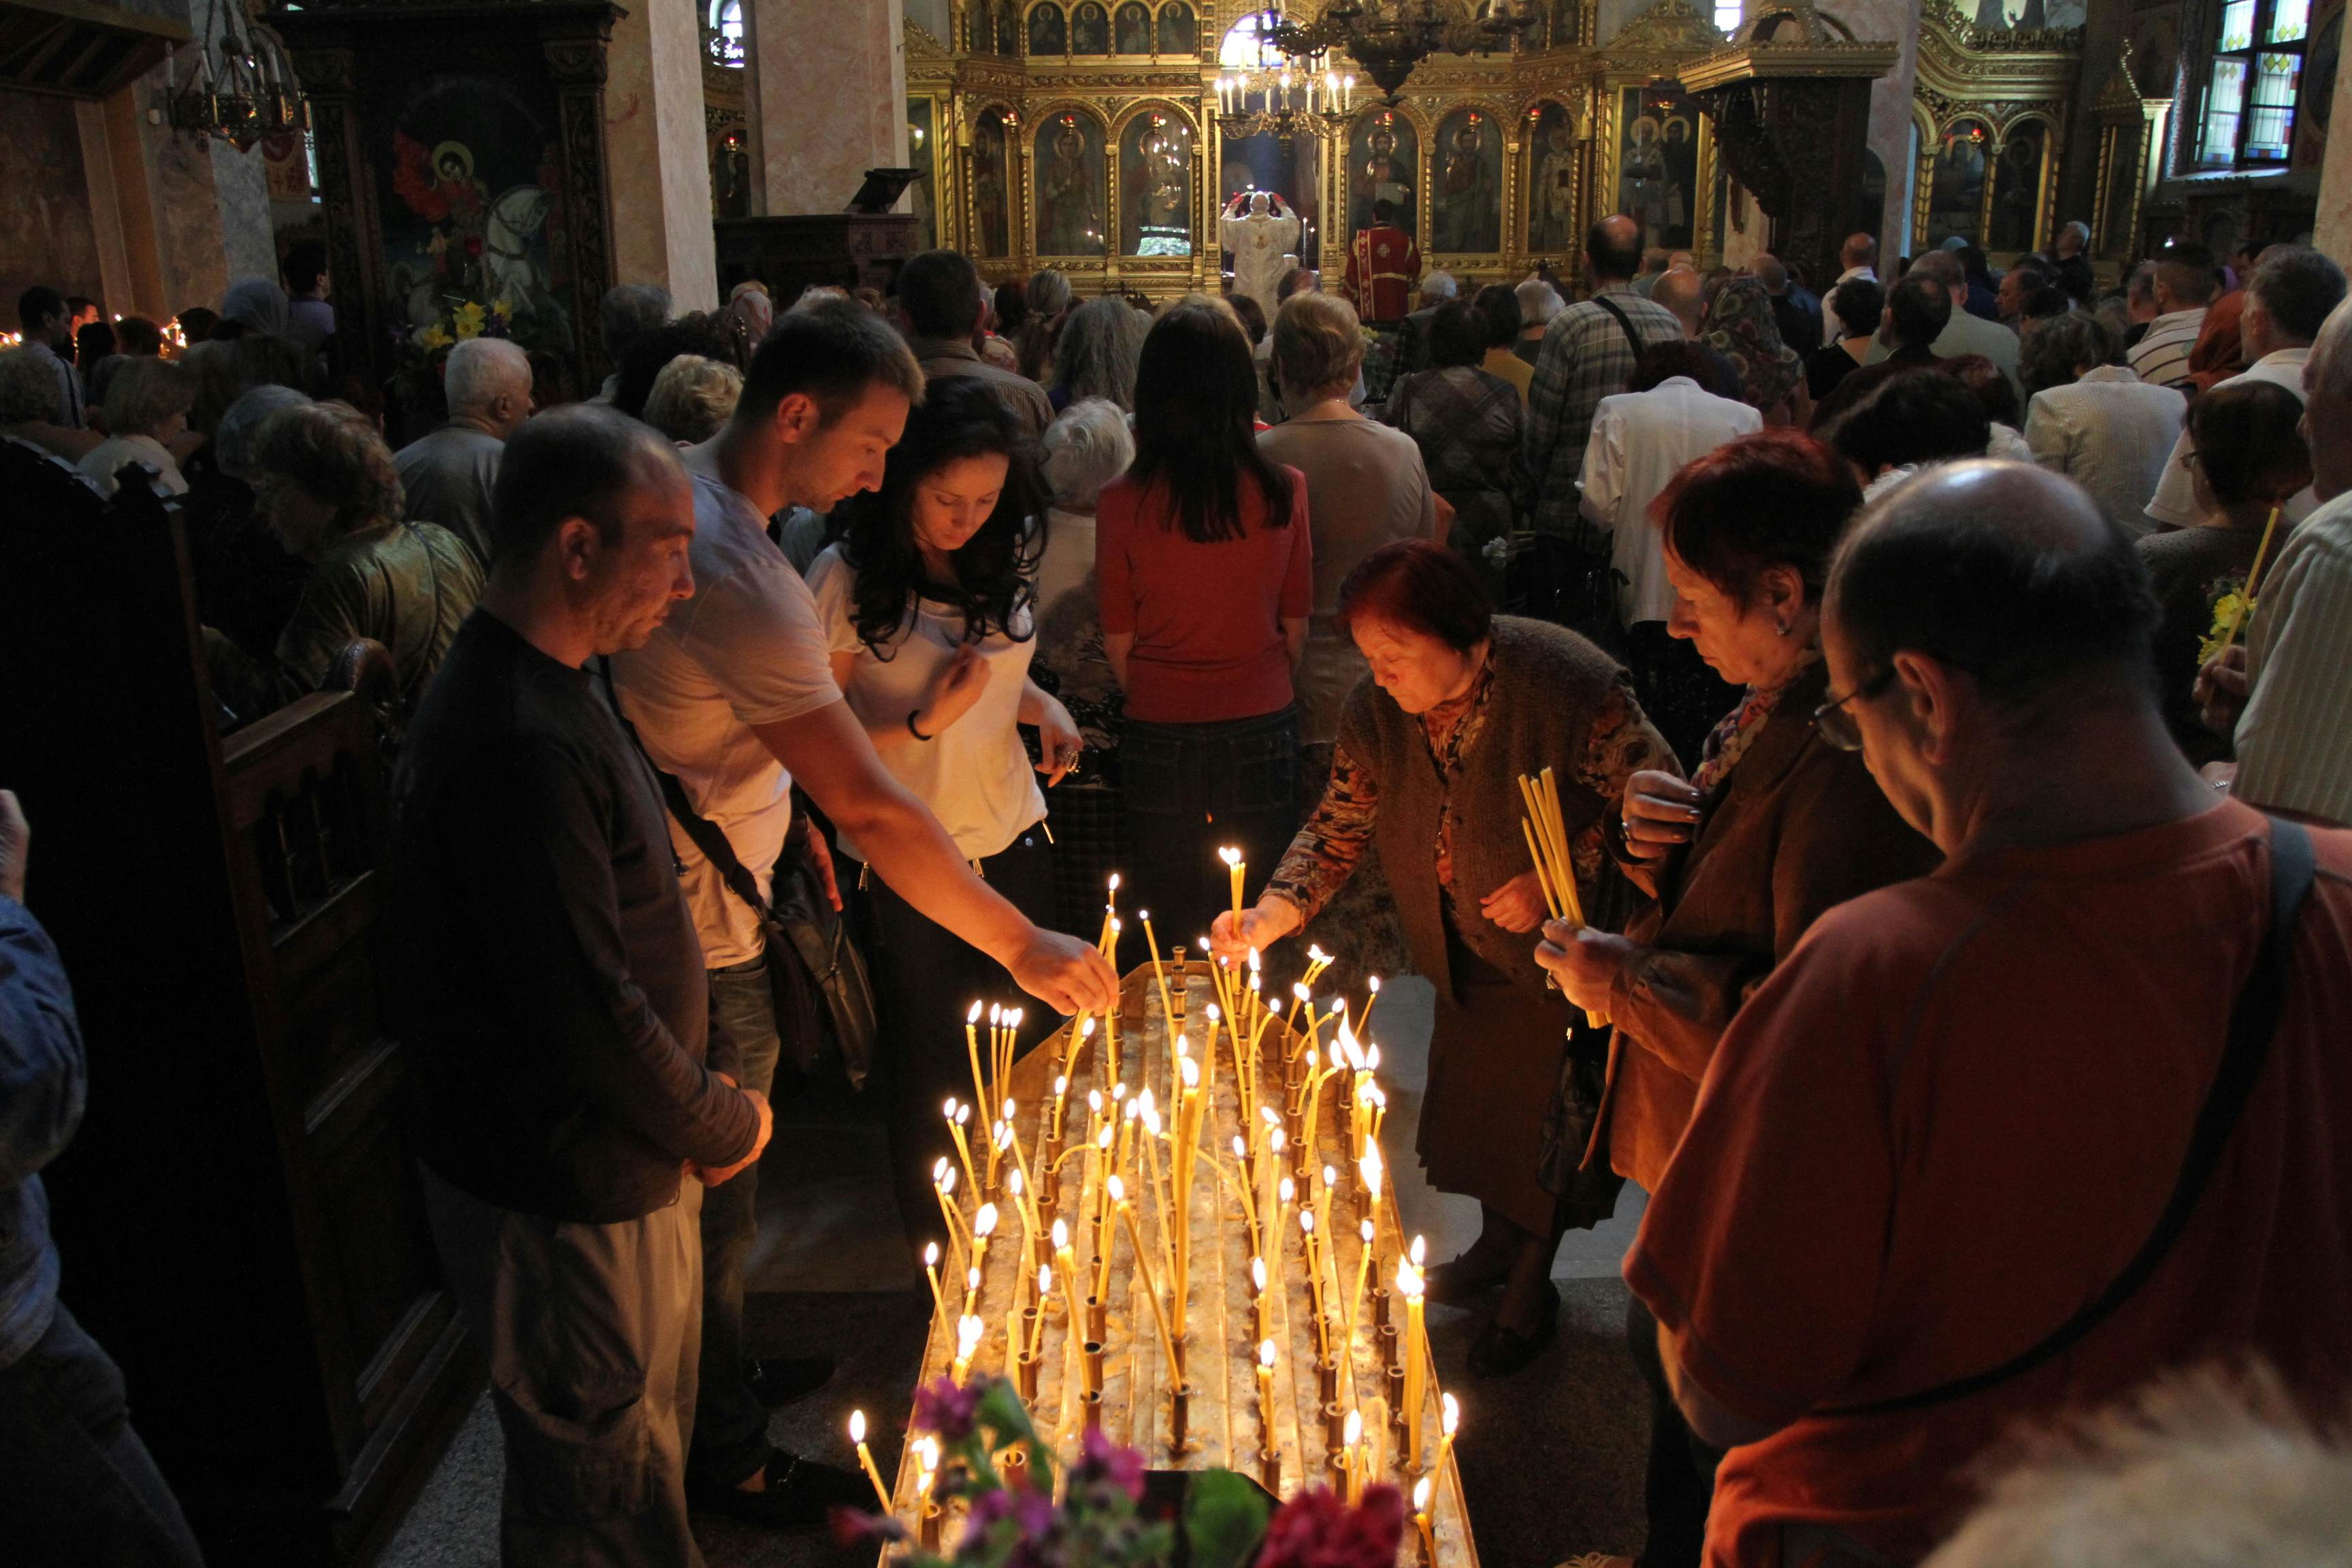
left=2235, top=488, right=2352, bottom=826
left=1578, top=375, right=1762, bottom=626
left=2023, top=365, right=2185, bottom=538
left=2127, top=306, right=2208, bottom=391
left=2144, top=349, right=2313, bottom=531
left=805, top=542, right=1045, bottom=866
left=77, top=434, right=186, bottom=497
left=608, top=470, right=843, bottom=967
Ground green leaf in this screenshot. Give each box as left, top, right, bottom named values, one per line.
left=1181, top=1469, right=1271, bottom=1568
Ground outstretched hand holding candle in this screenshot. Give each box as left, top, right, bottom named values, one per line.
left=1209, top=894, right=1303, bottom=965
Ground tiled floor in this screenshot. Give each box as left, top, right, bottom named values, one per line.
left=380, top=976, right=1650, bottom=1568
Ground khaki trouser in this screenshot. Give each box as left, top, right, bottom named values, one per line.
left=424, top=1166, right=705, bottom=1568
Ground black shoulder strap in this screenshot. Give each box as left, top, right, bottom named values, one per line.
left=597, top=657, right=773, bottom=920
left=1590, top=294, right=1648, bottom=366
left=1825, top=817, right=2319, bottom=1418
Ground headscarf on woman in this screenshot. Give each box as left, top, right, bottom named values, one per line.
left=220, top=277, right=292, bottom=340
left=1703, top=276, right=1806, bottom=420
left=722, top=281, right=774, bottom=363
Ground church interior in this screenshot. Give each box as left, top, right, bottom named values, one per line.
left=3, top=0, right=2351, bottom=1566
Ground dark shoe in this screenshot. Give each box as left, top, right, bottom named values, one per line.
left=692, top=1448, right=874, bottom=1529
left=744, top=1352, right=837, bottom=1408
left=1425, top=1255, right=1509, bottom=1305
left=1467, top=1282, right=1561, bottom=1377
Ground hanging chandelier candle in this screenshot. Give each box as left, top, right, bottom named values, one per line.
left=172, top=0, right=305, bottom=151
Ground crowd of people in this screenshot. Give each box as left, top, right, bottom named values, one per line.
left=5, top=207, right=2351, bottom=1568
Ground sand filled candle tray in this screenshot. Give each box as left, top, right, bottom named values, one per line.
left=892, top=954, right=1477, bottom=1567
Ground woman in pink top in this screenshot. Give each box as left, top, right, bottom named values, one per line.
left=1098, top=300, right=1313, bottom=943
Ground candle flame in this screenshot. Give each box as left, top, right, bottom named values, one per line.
left=1397, top=1260, right=1423, bottom=1296
left=925, top=1241, right=940, bottom=1266
left=1279, top=1177, right=1295, bottom=1203
left=1410, top=1234, right=1427, bottom=1266
left=1248, top=948, right=1262, bottom=972
left=1108, top=1175, right=1126, bottom=1202
left=1207, top=1002, right=1222, bottom=1022
left=1219, top=846, right=1242, bottom=868
left=958, top=1315, right=984, bottom=1351
left=1271, top=1129, right=1288, bottom=1154
left=1096, top=1123, right=1115, bottom=1150
left=1082, top=1017, right=1097, bottom=1038
left=1053, top=1218, right=1069, bottom=1247
left=956, top=1103, right=972, bottom=1126
left=1008, top=1009, right=1024, bottom=1030
left=1442, top=1392, right=1460, bottom=1434
left=1109, top=873, right=1121, bottom=892
left=1323, top=1163, right=1338, bottom=1189
left=1180, top=1056, right=1200, bottom=1088
left=1009, top=1169, right=1025, bottom=1197
left=1002, top=1097, right=1016, bottom=1121
left=1137, top=908, right=1149, bottom=921
left=1055, top=1075, right=1068, bottom=1095
left=1293, top=982, right=1312, bottom=1002
left=1252, top=1256, right=1267, bottom=1291
left=850, top=1409, right=867, bottom=1443
left=1089, top=1090, right=1104, bottom=1113
left=933, top=1157, right=949, bottom=1182
left=1368, top=1045, right=1382, bottom=1072
left=1197, top=936, right=1211, bottom=952
left=975, top=1203, right=998, bottom=1237
left=1368, top=975, right=1382, bottom=993
left=1259, top=1337, right=1277, bottom=1369
left=1360, top=1219, right=1374, bottom=1242
left=1039, top=1264, right=1052, bottom=1294
left=967, top=1267, right=981, bottom=1289
left=943, top=1097, right=958, bottom=1120
left=1343, top=1407, right=1362, bottom=1445
left=1232, top=1135, right=1247, bottom=1159
left=1362, top=1149, right=1385, bottom=1195
left=1300, top=1210, right=1315, bottom=1235
left=990, top=1003, right=1002, bottom=1025
left=941, top=1166, right=958, bottom=1194
left=968, top=1000, right=984, bottom=1023
left=1414, top=1475, right=1432, bottom=1511
left=1261, top=1105, right=1282, bottom=1127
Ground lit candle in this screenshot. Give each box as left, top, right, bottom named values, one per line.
left=1052, top=1218, right=1081, bottom=1319
left=951, top=1313, right=983, bottom=1381
left=971, top=1201, right=998, bottom=1281
left=1117, top=1194, right=1184, bottom=1379
left=1346, top=1217, right=1376, bottom=1357
left=849, top=1409, right=892, bottom=1512
left=1413, top=1475, right=1436, bottom=1565
left=965, top=1000, right=987, bottom=1115
left=1139, top=908, right=1175, bottom=1030
left=1094, top=1175, right=1125, bottom=1301
left=1028, top=1264, right=1054, bottom=1358
left=1399, top=1250, right=1427, bottom=1471
left=1341, top=1406, right=1365, bottom=1503
left=1433, top=1392, right=1460, bottom=1479
left=1359, top=975, right=1383, bottom=1037
left=1256, top=1335, right=1278, bottom=1443
left=923, top=1241, right=945, bottom=1316
left=1219, top=845, right=1245, bottom=925
left=945, top=1100, right=980, bottom=1194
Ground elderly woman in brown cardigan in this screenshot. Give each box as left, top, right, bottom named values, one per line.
left=1212, top=540, right=1680, bottom=1376
left=1535, top=429, right=1937, bottom=1568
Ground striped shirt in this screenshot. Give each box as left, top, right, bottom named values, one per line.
left=2235, top=490, right=2352, bottom=826
left=2127, top=306, right=2206, bottom=391
left=1525, top=284, right=1684, bottom=536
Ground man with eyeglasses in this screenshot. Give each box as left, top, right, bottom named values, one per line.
left=1616, top=459, right=2352, bottom=1568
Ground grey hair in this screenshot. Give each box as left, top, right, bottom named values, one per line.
left=213, top=385, right=312, bottom=480
left=2061, top=219, right=2091, bottom=248
left=599, top=284, right=672, bottom=360
left=2125, top=260, right=2158, bottom=304
left=1027, top=268, right=1076, bottom=321
left=642, top=353, right=743, bottom=444
left=443, top=336, right=532, bottom=416
left=1516, top=278, right=1565, bottom=326
left=0, top=346, right=63, bottom=423
left=2305, top=295, right=2352, bottom=408
left=1922, top=1362, right=2352, bottom=1568
left=1056, top=296, right=1149, bottom=409
left=1040, top=397, right=1135, bottom=513
left=99, top=355, right=196, bottom=438
left=1421, top=270, right=1459, bottom=303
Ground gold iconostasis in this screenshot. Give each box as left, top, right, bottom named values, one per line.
left=701, top=0, right=2091, bottom=303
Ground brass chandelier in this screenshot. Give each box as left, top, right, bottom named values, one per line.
left=1269, top=1, right=1539, bottom=103
left=170, top=0, right=304, bottom=152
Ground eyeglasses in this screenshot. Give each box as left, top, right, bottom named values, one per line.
left=1811, top=668, right=1894, bottom=751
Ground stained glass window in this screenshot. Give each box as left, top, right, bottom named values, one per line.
left=2198, top=0, right=2310, bottom=167
left=706, top=0, right=745, bottom=67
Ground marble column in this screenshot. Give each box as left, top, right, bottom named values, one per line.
left=2315, top=31, right=2352, bottom=263
left=1831, top=0, right=1923, bottom=268
left=745, top=0, right=910, bottom=216
left=604, top=0, right=719, bottom=311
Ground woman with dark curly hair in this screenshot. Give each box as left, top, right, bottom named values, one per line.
left=252, top=398, right=481, bottom=714
left=807, top=375, right=1082, bottom=1190
left=1536, top=429, right=1936, bottom=1568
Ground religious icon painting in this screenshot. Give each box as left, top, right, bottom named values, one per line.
left=1122, top=112, right=1194, bottom=255
left=1349, top=109, right=1420, bottom=239
left=1036, top=111, right=1109, bottom=255
left=974, top=109, right=1013, bottom=257
left=1526, top=101, right=1580, bottom=255
left=1927, top=116, right=1991, bottom=246
left=1987, top=120, right=2048, bottom=252
left=380, top=71, right=570, bottom=348
left=1115, top=1, right=1152, bottom=52
left=1431, top=108, right=1502, bottom=252
left=907, top=97, right=938, bottom=250
left=1617, top=86, right=1696, bottom=250
left=1159, top=1, right=1198, bottom=53
left=1073, top=1, right=1111, bottom=53
left=1030, top=1, right=1067, bottom=55
left=997, top=0, right=1021, bottom=55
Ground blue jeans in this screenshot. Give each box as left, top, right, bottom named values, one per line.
left=1120, top=706, right=1302, bottom=949
left=688, top=956, right=783, bottom=1492
left=0, top=1303, right=205, bottom=1566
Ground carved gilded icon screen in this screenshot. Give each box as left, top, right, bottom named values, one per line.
left=1122, top=112, right=1194, bottom=255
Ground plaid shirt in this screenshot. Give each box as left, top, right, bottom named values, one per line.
left=1525, top=285, right=1682, bottom=536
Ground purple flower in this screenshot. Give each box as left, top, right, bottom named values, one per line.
left=913, top=1375, right=984, bottom=1441
left=1258, top=1484, right=1407, bottom=1568
left=1073, top=1426, right=1147, bottom=1501
left=826, top=1505, right=906, bottom=1548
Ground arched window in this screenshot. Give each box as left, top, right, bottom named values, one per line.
left=1219, top=9, right=1286, bottom=71
left=706, top=0, right=745, bottom=67
left=2195, top=0, right=2317, bottom=169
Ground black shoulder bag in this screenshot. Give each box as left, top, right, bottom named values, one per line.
left=1823, top=817, right=2318, bottom=1418
left=600, top=661, right=878, bottom=1092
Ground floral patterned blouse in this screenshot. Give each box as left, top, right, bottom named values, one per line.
left=1267, top=649, right=1673, bottom=926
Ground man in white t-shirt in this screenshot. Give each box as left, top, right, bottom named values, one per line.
left=1818, top=232, right=1878, bottom=344
left=2144, top=246, right=2347, bottom=532
left=608, top=297, right=1116, bottom=1531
